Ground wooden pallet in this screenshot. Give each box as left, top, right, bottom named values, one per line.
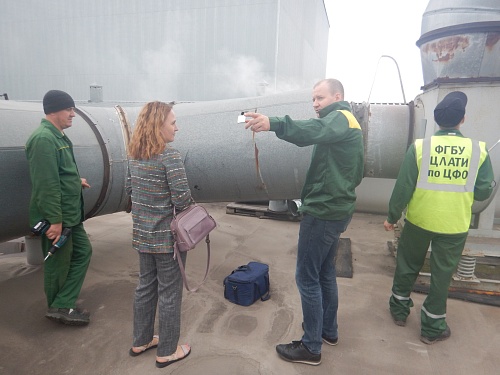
left=225, top=202, right=301, bottom=221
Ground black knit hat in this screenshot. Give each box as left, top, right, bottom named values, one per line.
left=43, top=90, right=75, bottom=114
left=434, top=91, right=467, bottom=128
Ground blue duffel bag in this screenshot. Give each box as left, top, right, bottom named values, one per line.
left=223, top=262, right=271, bottom=306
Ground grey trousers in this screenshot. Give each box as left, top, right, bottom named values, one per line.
left=133, top=251, right=186, bottom=356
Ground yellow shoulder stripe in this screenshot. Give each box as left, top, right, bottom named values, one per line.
left=338, top=110, right=361, bottom=129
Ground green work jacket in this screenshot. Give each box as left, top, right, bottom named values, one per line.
left=25, top=119, right=85, bottom=227
left=269, top=101, right=364, bottom=220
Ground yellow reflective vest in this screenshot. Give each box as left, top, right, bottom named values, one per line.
left=406, top=135, right=488, bottom=234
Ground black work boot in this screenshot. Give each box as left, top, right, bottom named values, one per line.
left=420, top=325, right=451, bottom=345
left=45, top=307, right=90, bottom=326
left=390, top=311, right=407, bottom=327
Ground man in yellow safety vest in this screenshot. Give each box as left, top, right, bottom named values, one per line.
left=383, top=91, right=495, bottom=344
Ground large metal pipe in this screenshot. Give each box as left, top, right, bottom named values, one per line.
left=0, top=91, right=411, bottom=243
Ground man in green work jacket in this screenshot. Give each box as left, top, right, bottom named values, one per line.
left=384, top=91, right=494, bottom=344
left=26, top=90, right=93, bottom=326
left=244, top=78, right=364, bottom=366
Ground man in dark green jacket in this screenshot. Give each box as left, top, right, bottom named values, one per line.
left=25, top=90, right=93, bottom=326
left=245, top=78, right=364, bottom=365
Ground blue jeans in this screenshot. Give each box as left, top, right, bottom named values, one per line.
left=297, top=213, right=351, bottom=354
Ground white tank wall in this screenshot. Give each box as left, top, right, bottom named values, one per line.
left=0, top=0, right=328, bottom=102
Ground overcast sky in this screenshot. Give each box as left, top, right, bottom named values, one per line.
left=324, top=0, right=429, bottom=103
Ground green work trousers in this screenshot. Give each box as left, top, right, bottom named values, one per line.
left=42, top=223, right=92, bottom=309
left=389, top=220, right=467, bottom=338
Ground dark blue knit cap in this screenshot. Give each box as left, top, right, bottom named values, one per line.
left=43, top=90, right=75, bottom=114
left=434, top=91, right=467, bottom=128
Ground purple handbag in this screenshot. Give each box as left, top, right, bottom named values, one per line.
left=171, top=204, right=216, bottom=291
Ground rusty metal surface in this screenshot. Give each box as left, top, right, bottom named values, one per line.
left=419, top=32, right=500, bottom=85
left=418, top=1, right=500, bottom=86
left=421, top=35, right=470, bottom=63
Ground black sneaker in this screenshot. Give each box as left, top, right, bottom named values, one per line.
left=301, top=322, right=339, bottom=346
left=45, top=307, right=90, bottom=326
left=390, top=311, right=407, bottom=327
left=420, top=326, right=451, bottom=345
left=275, top=340, right=321, bottom=366
left=322, top=335, right=339, bottom=346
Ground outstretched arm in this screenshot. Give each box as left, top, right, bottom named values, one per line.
left=244, top=112, right=270, bottom=133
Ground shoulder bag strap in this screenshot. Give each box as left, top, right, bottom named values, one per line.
left=174, top=235, right=211, bottom=292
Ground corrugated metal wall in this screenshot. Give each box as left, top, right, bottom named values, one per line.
left=0, top=0, right=328, bottom=102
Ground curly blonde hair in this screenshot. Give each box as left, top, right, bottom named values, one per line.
left=128, top=101, right=173, bottom=160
